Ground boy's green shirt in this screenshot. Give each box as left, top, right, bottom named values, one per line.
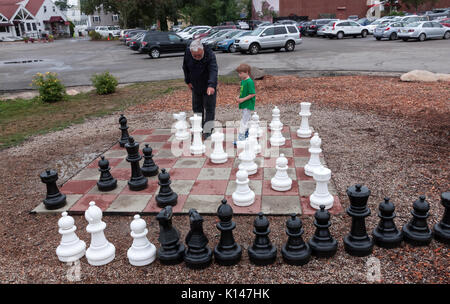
left=239, top=77, right=256, bottom=110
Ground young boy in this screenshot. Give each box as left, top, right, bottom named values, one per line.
left=234, top=64, right=256, bottom=146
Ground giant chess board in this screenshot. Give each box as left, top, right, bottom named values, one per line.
left=33, top=126, right=343, bottom=216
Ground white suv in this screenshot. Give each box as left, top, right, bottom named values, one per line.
left=323, top=20, right=369, bottom=39
left=234, top=24, right=302, bottom=55
left=95, top=26, right=121, bottom=38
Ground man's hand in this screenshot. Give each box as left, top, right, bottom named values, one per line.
left=187, top=83, right=193, bottom=90
left=206, top=87, right=215, bottom=95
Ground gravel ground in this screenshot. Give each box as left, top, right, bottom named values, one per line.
left=0, top=76, right=448, bottom=284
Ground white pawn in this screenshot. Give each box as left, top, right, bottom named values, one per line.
left=85, top=201, right=115, bottom=266
left=269, top=106, right=285, bottom=147
left=248, top=125, right=261, bottom=154
left=232, top=169, right=255, bottom=207
left=297, top=102, right=312, bottom=138
left=271, top=154, right=292, bottom=191
left=56, top=212, right=86, bottom=262
left=238, top=139, right=257, bottom=175
left=309, top=167, right=334, bottom=210
left=173, top=112, right=190, bottom=141
left=127, top=214, right=156, bottom=266
left=210, top=129, right=228, bottom=164
left=304, top=132, right=323, bottom=177
left=251, top=112, right=264, bottom=138
left=189, top=114, right=205, bottom=155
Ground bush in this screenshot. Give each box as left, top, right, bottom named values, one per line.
left=91, top=71, right=118, bottom=95
left=88, top=30, right=103, bottom=40
left=31, top=72, right=66, bottom=102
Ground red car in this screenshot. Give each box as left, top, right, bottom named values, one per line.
left=439, top=18, right=450, bottom=27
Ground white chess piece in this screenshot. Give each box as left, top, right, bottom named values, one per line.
left=173, top=112, right=190, bottom=141
left=85, top=201, right=115, bottom=266
left=248, top=125, right=261, bottom=154
left=56, top=212, right=86, bottom=262
left=304, top=132, right=323, bottom=176
left=238, top=139, right=257, bottom=175
left=271, top=154, right=292, bottom=191
left=269, top=106, right=285, bottom=147
left=127, top=214, right=156, bottom=266
left=297, top=102, right=312, bottom=138
left=210, top=130, right=228, bottom=164
left=309, top=167, right=334, bottom=210
left=189, top=114, right=205, bottom=155
left=232, top=169, right=255, bottom=207
left=251, top=112, right=264, bottom=138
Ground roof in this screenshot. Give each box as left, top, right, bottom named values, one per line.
left=25, top=0, right=44, bottom=16
left=0, top=0, right=22, bottom=19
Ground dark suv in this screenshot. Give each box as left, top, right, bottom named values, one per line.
left=139, top=32, right=188, bottom=58
left=306, top=19, right=336, bottom=36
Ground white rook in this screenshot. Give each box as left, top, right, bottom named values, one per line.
left=271, top=153, right=292, bottom=191
left=189, top=114, right=205, bottom=155
left=127, top=214, right=156, bottom=266
left=232, top=169, right=255, bottom=207
left=309, top=167, right=334, bottom=210
left=56, top=212, right=86, bottom=263
left=210, top=130, right=228, bottom=164
left=304, top=132, right=323, bottom=177
left=297, top=102, right=312, bottom=138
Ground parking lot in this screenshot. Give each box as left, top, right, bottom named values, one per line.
left=0, top=35, right=449, bottom=91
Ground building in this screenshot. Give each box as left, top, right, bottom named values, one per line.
left=26, top=0, right=70, bottom=36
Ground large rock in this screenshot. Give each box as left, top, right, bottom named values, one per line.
left=228, top=66, right=266, bottom=80
left=400, top=70, right=450, bottom=82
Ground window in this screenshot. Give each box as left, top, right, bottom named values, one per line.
left=32, top=23, right=37, bottom=31
left=432, top=22, right=443, bottom=28
left=349, top=22, right=360, bottom=26
left=44, top=6, right=46, bottom=13
left=274, top=26, right=287, bottom=35
left=53, top=6, right=55, bottom=12
left=338, top=22, right=350, bottom=27
left=423, top=22, right=432, bottom=28
left=26, top=23, right=31, bottom=31
left=168, top=34, right=182, bottom=42
left=0, top=26, right=7, bottom=33
left=113, top=15, right=119, bottom=22
left=93, top=16, right=100, bottom=23
left=261, top=27, right=274, bottom=36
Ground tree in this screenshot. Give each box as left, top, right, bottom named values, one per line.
left=401, top=0, right=425, bottom=12
left=55, top=0, right=72, bottom=11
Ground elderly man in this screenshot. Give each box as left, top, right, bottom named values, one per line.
left=182, top=39, right=218, bottom=140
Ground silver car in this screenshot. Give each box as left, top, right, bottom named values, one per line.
left=398, top=21, right=450, bottom=41
left=373, top=22, right=405, bottom=40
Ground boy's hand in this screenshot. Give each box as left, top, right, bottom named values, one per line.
left=236, top=97, right=242, bottom=103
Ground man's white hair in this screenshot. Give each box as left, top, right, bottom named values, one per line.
left=190, top=39, right=204, bottom=52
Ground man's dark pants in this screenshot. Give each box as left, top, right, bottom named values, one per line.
left=192, top=90, right=216, bottom=134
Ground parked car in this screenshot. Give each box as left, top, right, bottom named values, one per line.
left=204, top=29, right=236, bottom=49
left=121, top=29, right=146, bottom=43
left=178, top=26, right=211, bottom=39
left=275, top=20, right=298, bottom=25
left=139, top=32, right=188, bottom=58
left=94, top=26, right=121, bottom=38
left=128, top=32, right=146, bottom=50
left=220, top=21, right=237, bottom=28
left=357, top=18, right=375, bottom=26
left=348, top=15, right=359, bottom=21
left=317, top=19, right=338, bottom=37
left=125, top=31, right=147, bottom=46
left=234, top=24, right=302, bottom=55
left=398, top=21, right=450, bottom=41
left=373, top=22, right=405, bottom=40
left=236, top=21, right=250, bottom=30
left=439, top=18, right=450, bottom=27
left=306, top=19, right=336, bottom=36
left=216, top=30, right=250, bottom=52
left=297, top=21, right=310, bottom=35
left=366, top=19, right=391, bottom=34
left=248, top=20, right=263, bottom=30
left=324, top=20, right=369, bottom=39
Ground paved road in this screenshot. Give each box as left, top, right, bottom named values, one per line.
left=0, top=36, right=449, bottom=91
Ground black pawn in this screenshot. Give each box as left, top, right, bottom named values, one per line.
left=281, top=213, right=311, bottom=266
left=141, top=144, right=159, bottom=177
left=434, top=192, right=450, bottom=244
left=40, top=169, right=66, bottom=210
left=125, top=136, right=148, bottom=191
left=156, top=206, right=185, bottom=265
left=308, top=205, right=338, bottom=258
left=155, top=168, right=178, bottom=208
left=96, top=156, right=117, bottom=191
left=119, top=114, right=130, bottom=147
left=344, top=184, right=374, bottom=256
left=372, top=197, right=403, bottom=249
left=184, top=209, right=212, bottom=269
left=402, top=195, right=433, bottom=246
left=248, top=212, right=277, bottom=266
left=214, top=199, right=242, bottom=266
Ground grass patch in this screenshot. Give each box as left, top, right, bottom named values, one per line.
left=0, top=79, right=186, bottom=149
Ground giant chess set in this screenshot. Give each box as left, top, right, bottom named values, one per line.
left=33, top=102, right=343, bottom=216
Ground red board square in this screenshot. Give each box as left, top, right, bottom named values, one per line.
left=203, top=158, right=234, bottom=168
left=69, top=194, right=118, bottom=213
left=282, top=126, right=289, bottom=133
left=153, top=158, right=177, bottom=169
left=263, top=157, right=294, bottom=168
left=167, top=168, right=201, bottom=180
left=189, top=180, right=228, bottom=195
left=87, top=157, right=123, bottom=169
left=262, top=180, right=299, bottom=196
left=144, top=134, right=172, bottom=142
left=142, top=195, right=187, bottom=213
left=60, top=180, right=97, bottom=194
left=110, top=168, right=131, bottom=180
left=224, top=195, right=262, bottom=214
left=293, top=148, right=310, bottom=157
left=296, top=167, right=314, bottom=181
left=131, top=129, right=155, bottom=135
left=120, top=179, right=159, bottom=195
left=300, top=196, right=343, bottom=215
left=230, top=167, right=263, bottom=180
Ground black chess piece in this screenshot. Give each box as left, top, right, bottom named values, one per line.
left=96, top=156, right=117, bottom=191
left=125, top=136, right=148, bottom=191
left=402, top=195, right=433, bottom=246
left=281, top=213, right=311, bottom=266
left=141, top=144, right=159, bottom=177
left=155, top=168, right=178, bottom=208
left=184, top=209, right=212, bottom=269
left=214, top=199, right=242, bottom=266
left=119, top=114, right=130, bottom=147
left=434, top=192, right=450, bottom=244
left=308, top=205, right=338, bottom=258
left=156, top=206, right=185, bottom=265
left=248, top=212, right=277, bottom=266
left=372, top=197, right=403, bottom=249
left=344, top=184, right=374, bottom=257
left=40, top=169, right=67, bottom=210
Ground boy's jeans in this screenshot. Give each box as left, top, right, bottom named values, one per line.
left=239, top=108, right=252, bottom=138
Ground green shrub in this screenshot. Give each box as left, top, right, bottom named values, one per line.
left=91, top=71, right=118, bottom=95
left=88, top=30, right=103, bottom=40
left=31, top=72, right=66, bottom=102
